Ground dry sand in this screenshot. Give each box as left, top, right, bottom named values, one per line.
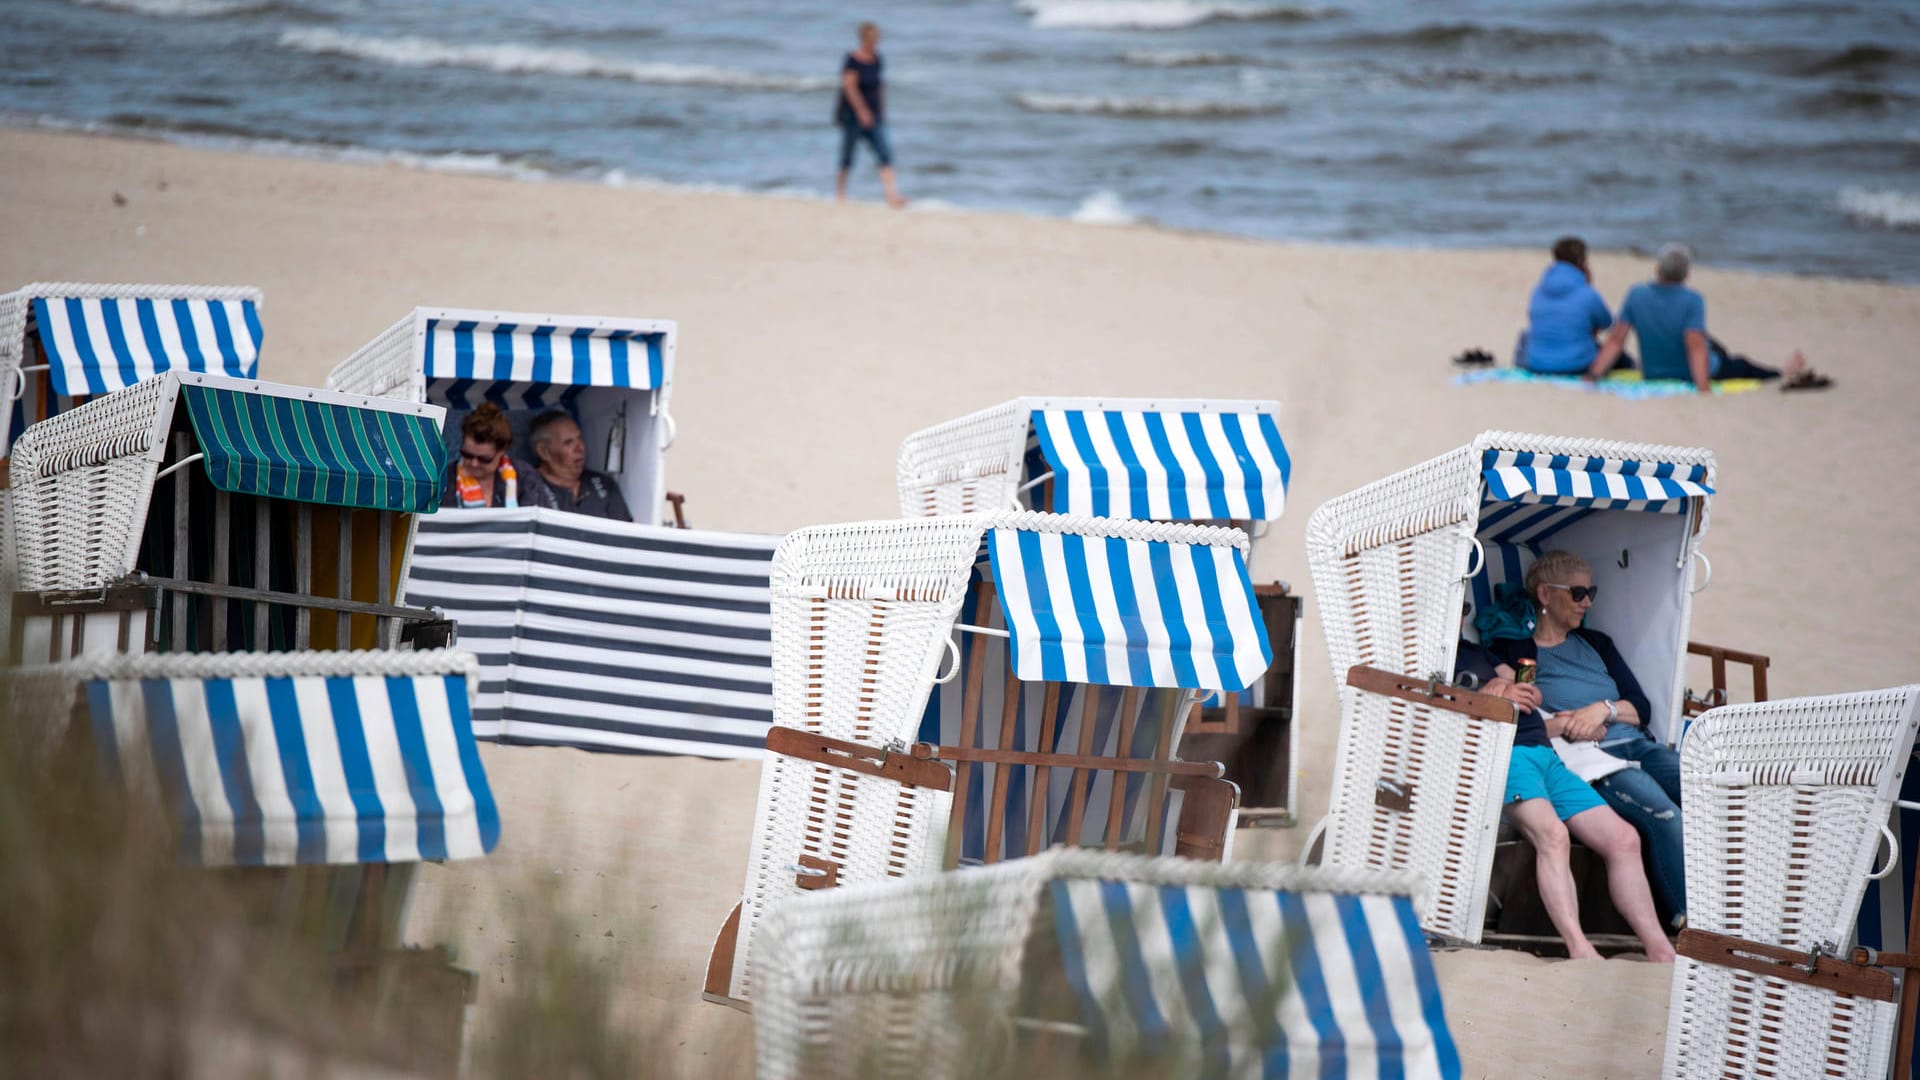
left=5, top=127, right=1917, bottom=1078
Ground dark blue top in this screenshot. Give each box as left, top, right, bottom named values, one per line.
left=839, top=53, right=884, bottom=124
left=1619, top=282, right=1709, bottom=381
left=1492, top=628, right=1655, bottom=744
left=1454, top=640, right=1550, bottom=748
left=1523, top=262, right=1613, bottom=374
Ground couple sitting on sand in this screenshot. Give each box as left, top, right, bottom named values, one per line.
left=1518, top=237, right=1832, bottom=392
left=1457, top=550, right=1684, bottom=962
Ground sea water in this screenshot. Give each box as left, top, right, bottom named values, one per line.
left=5, top=0, right=1917, bottom=280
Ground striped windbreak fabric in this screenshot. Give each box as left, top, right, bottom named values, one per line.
left=86, top=670, right=500, bottom=866
left=985, top=524, right=1271, bottom=693
left=181, top=383, right=448, bottom=514
left=1030, top=408, right=1291, bottom=522
left=422, top=317, right=666, bottom=390
left=32, top=296, right=261, bottom=396
left=1048, top=878, right=1461, bottom=1078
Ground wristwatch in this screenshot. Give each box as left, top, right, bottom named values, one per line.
left=1605, top=699, right=1618, bottom=724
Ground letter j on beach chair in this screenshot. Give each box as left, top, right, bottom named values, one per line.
left=750, top=849, right=1461, bottom=1079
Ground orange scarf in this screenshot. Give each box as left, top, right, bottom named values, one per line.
left=456, top=460, right=518, bottom=508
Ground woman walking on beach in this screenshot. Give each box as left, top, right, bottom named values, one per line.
left=835, top=22, right=905, bottom=208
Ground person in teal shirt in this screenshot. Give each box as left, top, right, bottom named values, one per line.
left=1588, top=244, right=1829, bottom=391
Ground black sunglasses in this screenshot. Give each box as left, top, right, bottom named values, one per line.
left=459, top=448, right=499, bottom=465
left=1543, top=583, right=1599, bottom=602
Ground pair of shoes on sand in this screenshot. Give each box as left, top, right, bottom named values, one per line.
left=1452, top=348, right=1495, bottom=367
left=1781, top=369, right=1833, bottom=391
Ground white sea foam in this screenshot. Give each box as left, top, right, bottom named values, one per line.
left=1013, top=91, right=1280, bottom=119
left=1018, top=0, right=1328, bottom=31
left=278, top=29, right=833, bottom=92
left=66, top=0, right=273, bottom=16
left=1070, top=190, right=1139, bottom=226
left=1117, top=49, right=1249, bottom=67
left=1838, top=186, right=1920, bottom=230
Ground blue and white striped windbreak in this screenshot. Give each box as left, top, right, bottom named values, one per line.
left=87, top=670, right=501, bottom=866
left=1477, top=449, right=1713, bottom=548
left=1048, top=878, right=1461, bottom=1077
left=1030, top=408, right=1291, bottom=522
left=422, top=317, right=666, bottom=391
left=986, top=524, right=1271, bottom=692
left=32, top=296, right=262, bottom=396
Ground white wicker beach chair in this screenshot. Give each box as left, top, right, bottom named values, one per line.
left=1306, top=431, right=1719, bottom=942
left=899, top=397, right=1303, bottom=823
left=22, top=647, right=501, bottom=867
left=1663, top=685, right=1920, bottom=1079
left=0, top=282, right=263, bottom=458
left=5, top=370, right=450, bottom=661
left=325, top=307, right=678, bottom=526
left=708, top=512, right=1274, bottom=1009
left=896, top=397, right=1290, bottom=525
left=751, top=848, right=1459, bottom=1079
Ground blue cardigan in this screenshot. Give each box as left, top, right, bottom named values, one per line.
left=1489, top=628, right=1654, bottom=735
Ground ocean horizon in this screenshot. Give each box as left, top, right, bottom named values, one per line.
left=6, top=0, right=1919, bottom=281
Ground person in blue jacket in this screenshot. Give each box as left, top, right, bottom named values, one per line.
left=1518, top=237, right=1620, bottom=375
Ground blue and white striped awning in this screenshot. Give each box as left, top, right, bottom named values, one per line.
left=1031, top=408, right=1290, bottom=522
left=986, top=525, right=1271, bottom=692
left=1481, top=449, right=1712, bottom=512
left=87, top=669, right=501, bottom=866
left=423, top=317, right=665, bottom=390
left=427, top=377, right=587, bottom=413
left=32, top=296, right=261, bottom=396
left=1048, top=877, right=1461, bottom=1077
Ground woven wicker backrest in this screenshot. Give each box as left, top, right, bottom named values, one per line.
left=1664, top=686, right=1920, bottom=1079
left=6, top=374, right=173, bottom=591
left=324, top=310, right=418, bottom=401
left=895, top=400, right=1031, bottom=518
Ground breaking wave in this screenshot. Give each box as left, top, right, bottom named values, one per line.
left=1016, top=1, right=1335, bottom=31
left=1117, top=49, right=1254, bottom=67
left=1012, top=91, right=1283, bottom=119
left=1838, top=187, right=1920, bottom=229
left=65, top=0, right=279, bottom=16
left=278, top=29, right=833, bottom=92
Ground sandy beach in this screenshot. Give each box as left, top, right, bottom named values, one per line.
left=5, top=126, right=1917, bottom=1077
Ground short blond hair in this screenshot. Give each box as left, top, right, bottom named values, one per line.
left=1525, top=549, right=1590, bottom=604
left=858, top=20, right=878, bottom=37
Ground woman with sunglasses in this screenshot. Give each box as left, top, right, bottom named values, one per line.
left=1493, top=549, right=1686, bottom=926
left=441, top=403, right=555, bottom=511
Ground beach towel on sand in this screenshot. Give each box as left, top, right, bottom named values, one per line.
left=1453, top=368, right=1767, bottom=399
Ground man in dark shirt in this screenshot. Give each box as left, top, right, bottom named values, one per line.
left=1456, top=633, right=1675, bottom=961
left=527, top=410, right=633, bottom=522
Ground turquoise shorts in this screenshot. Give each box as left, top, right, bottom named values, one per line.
left=1504, top=744, right=1606, bottom=821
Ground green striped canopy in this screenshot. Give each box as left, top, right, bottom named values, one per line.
left=181, top=384, right=447, bottom=513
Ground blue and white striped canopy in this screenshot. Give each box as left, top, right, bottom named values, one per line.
left=423, top=317, right=665, bottom=390
left=1048, top=878, right=1461, bottom=1077
left=427, top=377, right=586, bottom=413
left=986, top=525, right=1271, bottom=692
left=1030, top=408, right=1290, bottom=522
left=87, top=670, right=501, bottom=867
left=32, top=296, right=262, bottom=396
left=1481, top=449, right=1711, bottom=512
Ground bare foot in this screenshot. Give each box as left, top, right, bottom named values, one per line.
left=887, top=196, right=908, bottom=209
left=1784, top=349, right=1808, bottom=379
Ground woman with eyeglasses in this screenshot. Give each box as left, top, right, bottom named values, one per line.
left=442, top=403, right=555, bottom=510
left=1493, top=549, right=1686, bottom=926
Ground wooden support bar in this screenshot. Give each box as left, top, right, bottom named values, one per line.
left=295, top=505, right=312, bottom=650
left=253, top=499, right=271, bottom=651
left=982, top=672, right=1023, bottom=865
left=1896, top=853, right=1920, bottom=1080
left=47, top=614, right=62, bottom=663
left=336, top=507, right=353, bottom=650
left=68, top=610, right=84, bottom=660
left=211, top=491, right=231, bottom=652
left=375, top=512, right=392, bottom=650
left=1677, top=928, right=1896, bottom=1003
left=764, top=727, right=952, bottom=791
left=1346, top=665, right=1516, bottom=723
left=1146, top=692, right=1179, bottom=855
left=1066, top=685, right=1098, bottom=848
left=135, top=578, right=433, bottom=621
left=1107, top=687, right=1140, bottom=850
left=1024, top=682, right=1062, bottom=858
left=171, top=432, right=190, bottom=653
left=944, top=583, right=994, bottom=870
